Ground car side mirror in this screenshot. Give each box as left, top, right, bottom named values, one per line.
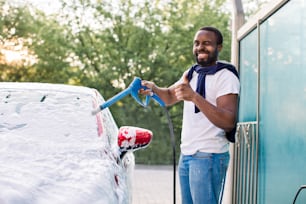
left=118, top=126, right=153, bottom=152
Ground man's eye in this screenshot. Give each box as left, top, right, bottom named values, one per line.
left=204, top=41, right=211, bottom=45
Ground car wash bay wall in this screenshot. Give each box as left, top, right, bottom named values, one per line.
left=233, top=0, right=306, bottom=203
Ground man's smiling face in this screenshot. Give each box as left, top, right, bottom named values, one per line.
left=193, top=30, right=222, bottom=67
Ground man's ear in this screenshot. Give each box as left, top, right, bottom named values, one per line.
left=217, top=44, right=223, bottom=52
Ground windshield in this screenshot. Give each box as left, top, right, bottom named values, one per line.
left=1, top=89, right=97, bottom=139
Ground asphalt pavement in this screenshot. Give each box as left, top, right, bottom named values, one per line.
left=132, top=165, right=181, bottom=204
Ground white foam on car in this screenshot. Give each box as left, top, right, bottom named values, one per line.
left=0, top=83, right=129, bottom=204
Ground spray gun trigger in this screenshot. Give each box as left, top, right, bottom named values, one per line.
left=131, top=77, right=165, bottom=107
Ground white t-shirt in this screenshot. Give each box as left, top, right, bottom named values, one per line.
left=180, top=68, right=240, bottom=155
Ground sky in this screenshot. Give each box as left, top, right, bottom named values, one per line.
left=12, top=0, right=62, bottom=14
left=17, top=0, right=271, bottom=19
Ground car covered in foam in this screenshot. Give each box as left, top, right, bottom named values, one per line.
left=0, top=82, right=152, bottom=204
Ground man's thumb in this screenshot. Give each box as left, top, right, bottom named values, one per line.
left=182, top=72, right=189, bottom=84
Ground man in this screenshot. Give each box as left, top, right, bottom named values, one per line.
left=140, top=26, right=240, bottom=204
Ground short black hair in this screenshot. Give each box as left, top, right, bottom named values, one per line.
left=199, top=26, right=223, bottom=45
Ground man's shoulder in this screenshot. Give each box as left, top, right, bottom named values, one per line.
left=217, top=60, right=236, bottom=68
left=217, top=61, right=239, bottom=79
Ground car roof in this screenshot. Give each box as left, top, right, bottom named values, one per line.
left=0, top=82, right=107, bottom=139
left=0, top=82, right=97, bottom=96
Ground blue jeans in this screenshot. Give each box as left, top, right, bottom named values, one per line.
left=178, top=151, right=229, bottom=204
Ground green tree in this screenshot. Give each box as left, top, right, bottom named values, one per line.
left=0, top=0, right=78, bottom=83
left=0, top=0, right=233, bottom=164
left=57, top=0, right=232, bottom=164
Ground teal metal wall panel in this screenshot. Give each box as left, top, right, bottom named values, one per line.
left=258, top=0, right=306, bottom=204
left=259, top=0, right=306, bottom=203
left=238, top=0, right=306, bottom=203
left=238, top=30, right=258, bottom=122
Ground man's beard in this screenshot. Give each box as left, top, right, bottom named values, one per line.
left=195, top=49, right=218, bottom=67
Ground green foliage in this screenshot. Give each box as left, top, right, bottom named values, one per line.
left=0, top=0, right=233, bottom=164
left=0, top=1, right=78, bottom=83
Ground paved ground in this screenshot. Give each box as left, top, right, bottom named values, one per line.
left=132, top=164, right=233, bottom=204
left=132, top=165, right=181, bottom=204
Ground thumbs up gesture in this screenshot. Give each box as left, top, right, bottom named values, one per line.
left=174, top=71, right=195, bottom=101
left=182, top=72, right=189, bottom=84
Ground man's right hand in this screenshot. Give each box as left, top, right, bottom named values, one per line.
left=139, top=80, right=156, bottom=96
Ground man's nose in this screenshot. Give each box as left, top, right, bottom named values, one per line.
left=198, top=43, right=206, bottom=50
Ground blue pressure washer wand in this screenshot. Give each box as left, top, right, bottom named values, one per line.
left=91, top=77, right=165, bottom=115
